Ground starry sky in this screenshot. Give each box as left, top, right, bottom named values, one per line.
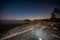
left=0, top=0, right=59, bottom=20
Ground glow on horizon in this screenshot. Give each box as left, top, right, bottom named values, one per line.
left=0, top=16, right=50, bottom=20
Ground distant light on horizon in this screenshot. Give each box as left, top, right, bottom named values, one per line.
left=0, top=16, right=50, bottom=20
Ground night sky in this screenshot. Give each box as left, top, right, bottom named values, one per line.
left=0, top=0, right=59, bottom=20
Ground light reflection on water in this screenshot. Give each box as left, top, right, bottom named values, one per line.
left=1, top=23, right=60, bottom=40
left=39, top=38, right=42, bottom=40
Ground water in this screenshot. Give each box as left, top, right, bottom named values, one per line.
left=0, top=21, right=60, bottom=40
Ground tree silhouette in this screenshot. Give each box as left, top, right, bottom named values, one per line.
left=53, top=8, right=60, bottom=18
left=53, top=8, right=60, bottom=15
left=51, top=8, right=60, bottom=20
